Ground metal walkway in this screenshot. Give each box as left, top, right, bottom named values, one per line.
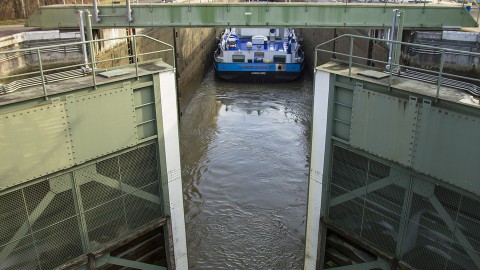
left=27, top=2, right=478, bottom=29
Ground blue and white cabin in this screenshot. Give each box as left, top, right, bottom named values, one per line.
left=214, top=28, right=305, bottom=82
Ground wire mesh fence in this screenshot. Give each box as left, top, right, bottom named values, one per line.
left=0, top=143, right=162, bottom=270
left=327, top=144, right=480, bottom=270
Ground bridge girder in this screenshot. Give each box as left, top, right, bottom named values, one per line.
left=26, top=3, right=478, bottom=29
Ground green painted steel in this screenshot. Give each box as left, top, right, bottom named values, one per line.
left=0, top=103, right=73, bottom=190
left=309, top=61, right=480, bottom=269
left=0, top=33, right=187, bottom=269
left=412, top=101, right=480, bottom=195
left=26, top=3, right=478, bottom=29
left=350, top=88, right=419, bottom=167
left=66, top=85, right=138, bottom=164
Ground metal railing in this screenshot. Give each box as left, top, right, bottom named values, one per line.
left=0, top=34, right=175, bottom=100
left=314, top=34, right=480, bottom=98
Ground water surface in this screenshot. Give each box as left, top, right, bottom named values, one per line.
left=180, top=69, right=312, bottom=269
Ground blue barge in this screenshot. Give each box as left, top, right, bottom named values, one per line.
left=214, top=28, right=305, bottom=82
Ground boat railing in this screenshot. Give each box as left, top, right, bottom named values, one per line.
left=0, top=34, right=175, bottom=100
left=314, top=34, right=480, bottom=97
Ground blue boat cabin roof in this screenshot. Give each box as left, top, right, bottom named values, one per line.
left=227, top=38, right=286, bottom=52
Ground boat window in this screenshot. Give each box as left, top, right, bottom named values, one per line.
left=254, top=52, right=264, bottom=58
left=273, top=55, right=286, bottom=64
left=232, top=55, right=245, bottom=63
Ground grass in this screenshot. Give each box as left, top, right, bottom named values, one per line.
left=0, top=19, right=26, bottom=26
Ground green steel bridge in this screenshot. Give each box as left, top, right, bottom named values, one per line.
left=27, top=2, right=478, bottom=29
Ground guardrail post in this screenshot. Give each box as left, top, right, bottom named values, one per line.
left=126, top=0, right=134, bottom=22
left=348, top=36, right=353, bottom=77
left=86, top=11, right=97, bottom=89
left=132, top=35, right=139, bottom=79
left=437, top=50, right=445, bottom=98
left=93, top=0, right=101, bottom=23
left=37, top=49, right=48, bottom=100
left=77, top=10, right=90, bottom=72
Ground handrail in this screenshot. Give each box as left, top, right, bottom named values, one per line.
left=0, top=34, right=175, bottom=99
left=314, top=34, right=480, bottom=98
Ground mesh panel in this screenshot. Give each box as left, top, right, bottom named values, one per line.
left=362, top=185, right=404, bottom=254
left=125, top=182, right=162, bottom=230
left=119, top=144, right=158, bottom=188
left=33, top=217, right=83, bottom=270
left=328, top=198, right=364, bottom=236
left=331, top=146, right=368, bottom=196
left=85, top=198, right=127, bottom=250
left=401, top=223, right=450, bottom=270
left=327, top=145, right=480, bottom=270
left=457, top=195, right=480, bottom=253
left=0, top=235, right=38, bottom=270
left=0, top=143, right=163, bottom=269
left=78, top=165, right=123, bottom=211
left=24, top=174, right=77, bottom=233
left=0, top=190, right=29, bottom=246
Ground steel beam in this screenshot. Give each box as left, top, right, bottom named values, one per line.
left=0, top=191, right=56, bottom=262
left=108, top=256, right=166, bottom=270
left=329, top=175, right=397, bottom=207
left=78, top=166, right=162, bottom=205
left=429, top=196, right=480, bottom=269
left=26, top=3, right=478, bottom=29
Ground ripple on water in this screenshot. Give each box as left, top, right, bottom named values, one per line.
left=181, top=69, right=312, bottom=270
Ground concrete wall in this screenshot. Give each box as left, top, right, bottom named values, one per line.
left=0, top=30, right=82, bottom=77
left=405, top=31, right=480, bottom=76
left=299, top=28, right=389, bottom=76
left=174, top=28, right=217, bottom=116
left=95, top=27, right=217, bottom=116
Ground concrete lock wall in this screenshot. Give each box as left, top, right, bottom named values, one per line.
left=87, top=27, right=217, bottom=115
left=0, top=30, right=83, bottom=77
left=300, top=28, right=389, bottom=75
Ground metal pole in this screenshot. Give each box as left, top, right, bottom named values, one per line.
left=387, top=9, right=398, bottom=72
left=437, top=50, right=445, bottom=98
left=37, top=49, right=48, bottom=100
left=93, top=0, right=101, bottom=23
left=126, top=0, right=133, bottom=22
left=132, top=35, right=139, bottom=79
left=21, top=0, right=27, bottom=19
left=393, top=10, right=404, bottom=72
left=348, top=35, right=353, bottom=77
left=85, top=11, right=97, bottom=89
left=77, top=10, right=90, bottom=71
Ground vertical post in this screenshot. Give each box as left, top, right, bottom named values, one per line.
left=126, top=0, right=133, bottom=22
left=477, top=6, right=480, bottom=24
left=132, top=35, right=139, bottom=79
left=387, top=9, right=398, bottom=73
left=437, top=50, right=445, bottom=98
left=85, top=11, right=97, bottom=89
left=348, top=35, right=353, bottom=77
left=37, top=49, right=48, bottom=100
left=77, top=10, right=90, bottom=71
left=92, top=0, right=101, bottom=23
left=393, top=10, right=404, bottom=71
left=20, top=0, right=27, bottom=19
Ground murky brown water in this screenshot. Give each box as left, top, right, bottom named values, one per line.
left=180, top=69, right=312, bottom=269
